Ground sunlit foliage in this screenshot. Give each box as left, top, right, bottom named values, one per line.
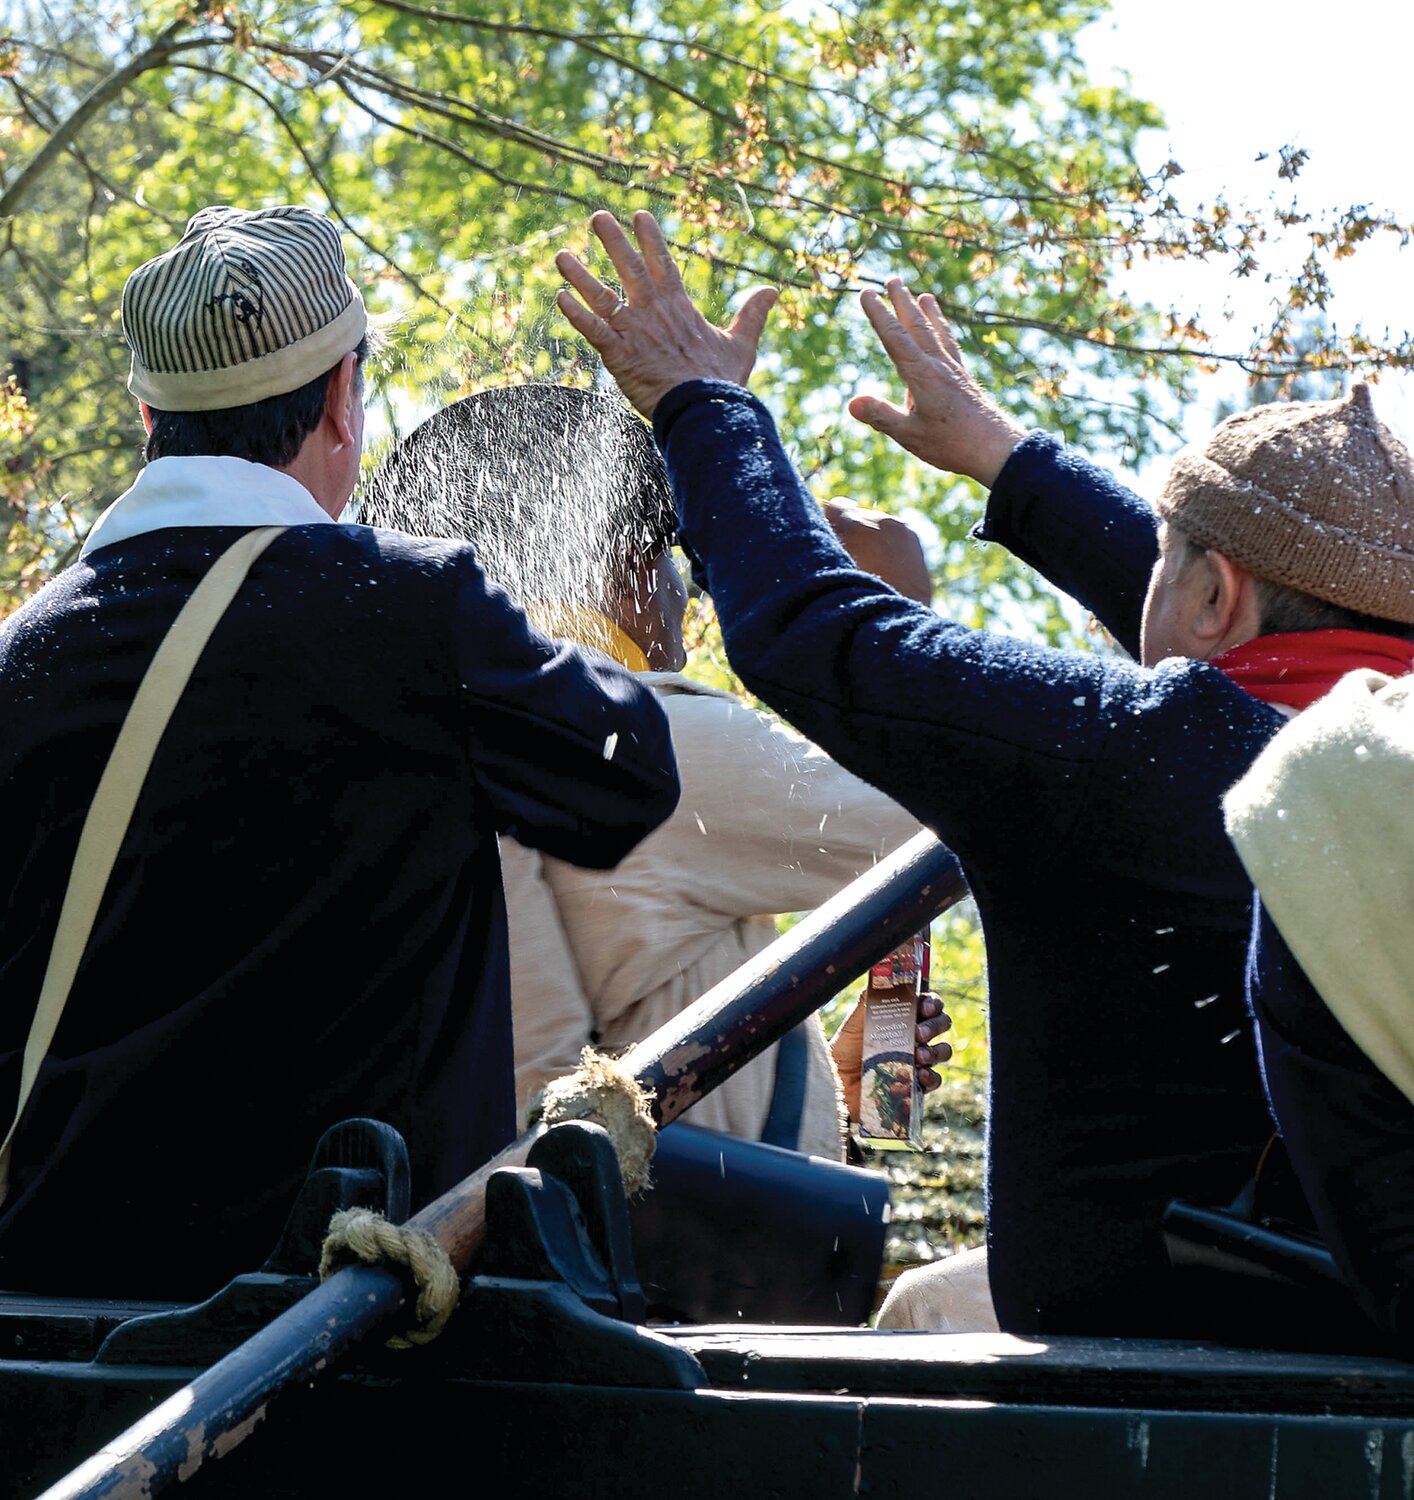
left=4, top=1, right=1410, bottom=624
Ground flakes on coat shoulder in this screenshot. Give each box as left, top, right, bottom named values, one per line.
left=603, top=732, right=618, bottom=760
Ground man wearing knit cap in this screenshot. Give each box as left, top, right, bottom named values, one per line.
left=0, top=205, right=680, bottom=1300
left=553, top=210, right=1414, bottom=1341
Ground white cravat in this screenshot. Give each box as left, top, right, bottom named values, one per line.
left=81, top=455, right=336, bottom=557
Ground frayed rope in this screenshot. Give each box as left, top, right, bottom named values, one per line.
left=528, top=1047, right=657, bottom=1196
left=319, top=1208, right=460, bottom=1349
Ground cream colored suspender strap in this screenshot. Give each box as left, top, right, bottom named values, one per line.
left=0, top=525, right=288, bottom=1206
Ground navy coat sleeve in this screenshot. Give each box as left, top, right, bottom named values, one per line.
left=978, top=431, right=1160, bottom=659
left=449, top=552, right=680, bottom=868
left=654, top=381, right=1279, bottom=888
left=656, top=382, right=1163, bottom=873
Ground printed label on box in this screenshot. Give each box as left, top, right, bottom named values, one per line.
left=859, top=933, right=926, bottom=1152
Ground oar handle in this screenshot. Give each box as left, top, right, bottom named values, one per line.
left=44, top=831, right=967, bottom=1498
left=45, top=1262, right=406, bottom=1500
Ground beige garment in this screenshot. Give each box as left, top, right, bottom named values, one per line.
left=875, top=1246, right=999, bottom=1333
left=1224, top=667, right=1414, bottom=1105
left=505, top=671, right=921, bottom=1158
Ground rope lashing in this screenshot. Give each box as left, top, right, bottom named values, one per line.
left=528, top=1047, right=657, bottom=1196
left=318, top=1208, right=460, bottom=1349
left=316, top=1052, right=654, bottom=1349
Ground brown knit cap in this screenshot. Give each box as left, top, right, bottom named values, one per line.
left=1155, top=383, right=1414, bottom=624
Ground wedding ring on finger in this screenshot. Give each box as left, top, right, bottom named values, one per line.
left=606, top=296, right=629, bottom=322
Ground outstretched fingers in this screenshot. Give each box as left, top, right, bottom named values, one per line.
left=631, top=210, right=689, bottom=295
left=886, top=279, right=948, bottom=359
left=918, top=293, right=965, bottom=366
left=853, top=289, right=930, bottom=439
left=588, top=210, right=653, bottom=304
left=726, top=285, right=780, bottom=353
left=555, top=208, right=779, bottom=414
left=554, top=283, right=616, bottom=351
left=555, top=248, right=623, bottom=321
left=860, top=288, right=930, bottom=382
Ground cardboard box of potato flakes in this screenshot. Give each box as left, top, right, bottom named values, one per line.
left=858, top=932, right=929, bottom=1152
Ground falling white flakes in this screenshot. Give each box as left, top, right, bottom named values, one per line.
left=695, top=812, right=707, bottom=835
left=1155, top=927, right=1174, bottom=935
left=1195, top=994, right=1219, bottom=1009
left=1220, top=1029, right=1242, bottom=1044
left=1073, top=696, right=1087, bottom=707
left=1152, top=964, right=1170, bottom=975
left=819, top=813, right=829, bottom=833
left=602, top=731, right=618, bottom=760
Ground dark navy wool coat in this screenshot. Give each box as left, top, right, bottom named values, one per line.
left=0, top=522, right=678, bottom=1298
left=1250, top=908, right=1414, bottom=1348
left=656, top=381, right=1286, bottom=1339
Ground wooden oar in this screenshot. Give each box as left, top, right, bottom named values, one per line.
left=44, top=830, right=966, bottom=1499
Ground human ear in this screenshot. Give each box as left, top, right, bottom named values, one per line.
left=139, top=401, right=154, bottom=437
left=1195, top=550, right=1263, bottom=656
left=324, top=352, right=360, bottom=452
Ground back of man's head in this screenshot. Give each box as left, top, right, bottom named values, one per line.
left=1156, top=384, right=1414, bottom=638
left=122, top=204, right=368, bottom=467
left=363, top=383, right=675, bottom=609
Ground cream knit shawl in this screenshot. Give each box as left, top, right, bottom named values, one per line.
left=1224, top=668, right=1414, bottom=1104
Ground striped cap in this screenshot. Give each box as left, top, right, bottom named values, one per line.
left=122, top=205, right=367, bottom=412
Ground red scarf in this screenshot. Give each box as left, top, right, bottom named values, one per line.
left=1211, top=629, right=1414, bottom=711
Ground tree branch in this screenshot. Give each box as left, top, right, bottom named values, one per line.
left=0, top=24, right=221, bottom=222
left=168, top=60, right=464, bottom=337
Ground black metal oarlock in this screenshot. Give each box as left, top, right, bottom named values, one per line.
left=42, top=830, right=967, bottom=1499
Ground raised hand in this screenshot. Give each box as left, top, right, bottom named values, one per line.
left=848, top=280, right=1024, bottom=488
left=555, top=210, right=779, bottom=418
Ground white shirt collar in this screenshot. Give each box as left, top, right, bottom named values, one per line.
left=81, top=456, right=337, bottom=558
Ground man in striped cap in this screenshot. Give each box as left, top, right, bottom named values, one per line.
left=120, top=203, right=371, bottom=517
left=0, top=205, right=680, bottom=1300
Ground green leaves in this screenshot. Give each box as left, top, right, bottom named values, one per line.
left=2, top=0, right=1410, bottom=632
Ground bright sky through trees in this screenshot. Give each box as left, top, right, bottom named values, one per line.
left=1080, top=0, right=1414, bottom=476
